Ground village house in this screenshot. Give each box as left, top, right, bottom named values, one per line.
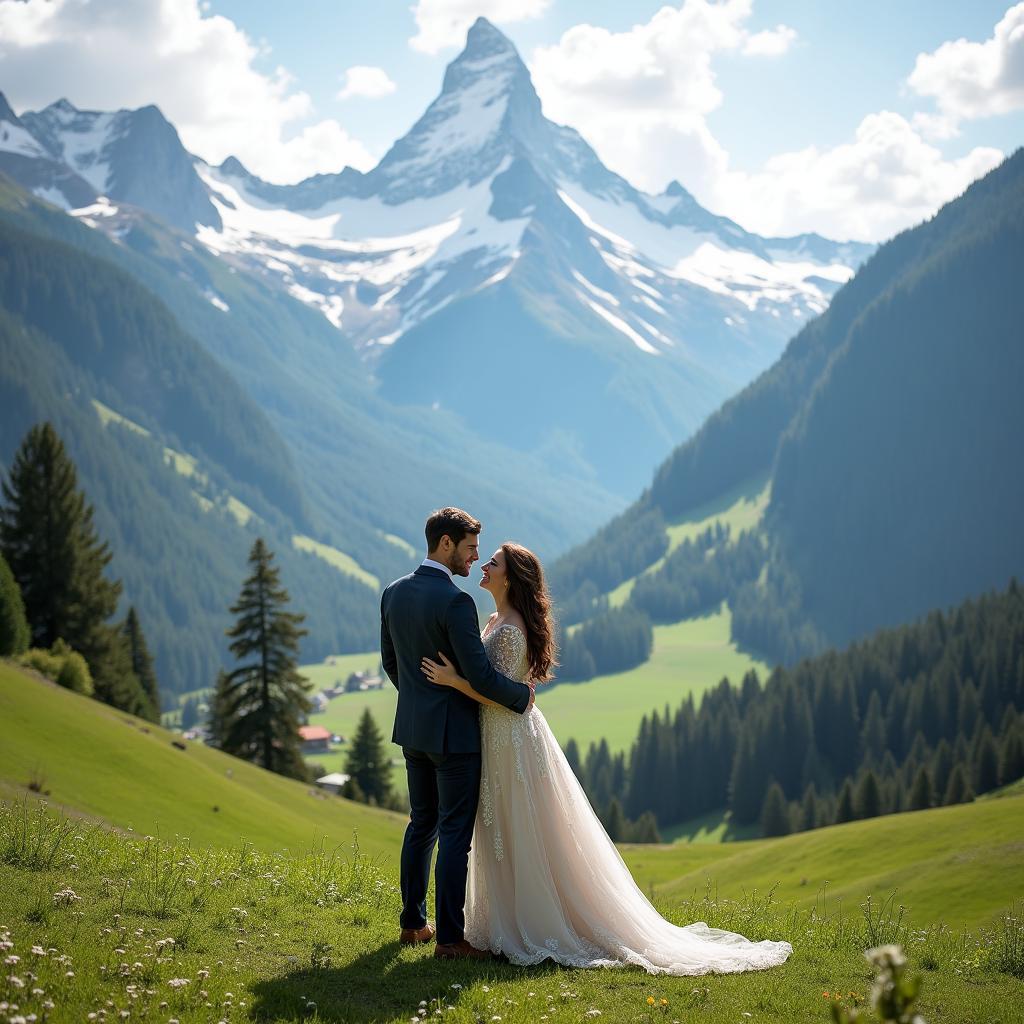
left=298, top=724, right=331, bottom=754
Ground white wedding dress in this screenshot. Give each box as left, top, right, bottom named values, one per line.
left=464, top=624, right=793, bottom=975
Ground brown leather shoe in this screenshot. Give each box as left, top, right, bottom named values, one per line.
left=400, top=923, right=436, bottom=945
left=434, top=939, right=493, bottom=961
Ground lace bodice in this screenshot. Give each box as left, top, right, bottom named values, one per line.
left=481, top=623, right=529, bottom=681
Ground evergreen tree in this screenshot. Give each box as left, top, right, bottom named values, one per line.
left=0, top=423, right=119, bottom=658
left=943, top=764, right=973, bottom=805
left=799, top=782, right=818, bottom=831
left=604, top=797, right=626, bottom=842
left=218, top=538, right=310, bottom=779
left=627, top=811, right=661, bottom=844
left=207, top=671, right=231, bottom=747
left=564, top=738, right=584, bottom=784
left=760, top=781, right=790, bottom=837
left=122, top=607, right=160, bottom=722
left=343, top=708, right=393, bottom=805
left=998, top=730, right=1024, bottom=787
left=0, top=423, right=142, bottom=708
left=180, top=695, right=199, bottom=731
left=0, top=549, right=29, bottom=656
left=834, top=779, right=855, bottom=824
left=973, top=731, right=1000, bottom=794
left=855, top=769, right=882, bottom=819
left=908, top=766, right=934, bottom=810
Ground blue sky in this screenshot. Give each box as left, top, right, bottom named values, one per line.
left=207, top=0, right=1021, bottom=173
left=1, top=0, right=1021, bottom=240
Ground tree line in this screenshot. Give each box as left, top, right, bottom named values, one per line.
left=0, top=422, right=160, bottom=719
left=565, top=580, right=1024, bottom=839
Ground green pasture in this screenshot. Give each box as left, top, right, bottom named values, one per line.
left=624, top=791, right=1024, bottom=930
left=303, top=604, right=767, bottom=768
left=0, top=660, right=405, bottom=861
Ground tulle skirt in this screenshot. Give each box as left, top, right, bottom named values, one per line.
left=464, top=705, right=793, bottom=975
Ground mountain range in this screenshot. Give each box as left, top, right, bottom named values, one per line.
left=0, top=17, right=871, bottom=498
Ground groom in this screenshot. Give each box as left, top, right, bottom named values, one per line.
left=380, top=507, right=534, bottom=960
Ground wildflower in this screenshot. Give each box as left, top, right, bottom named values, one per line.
left=450, top=984, right=462, bottom=990
left=586, top=1011, right=602, bottom=1017
left=647, top=996, right=656, bottom=1005
left=167, top=979, right=191, bottom=989
left=30, top=947, right=46, bottom=957
left=7, top=976, right=25, bottom=988
left=660, top=999, right=668, bottom=1006
left=52, top=889, right=81, bottom=906
left=4, top=956, right=19, bottom=965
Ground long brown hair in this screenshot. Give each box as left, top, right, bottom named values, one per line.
left=502, top=542, right=557, bottom=682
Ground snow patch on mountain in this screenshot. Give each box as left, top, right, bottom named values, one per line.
left=0, top=118, right=47, bottom=159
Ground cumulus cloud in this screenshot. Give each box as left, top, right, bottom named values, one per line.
left=0, top=0, right=375, bottom=183
left=742, top=24, right=797, bottom=57
left=530, top=0, right=791, bottom=198
left=908, top=3, right=1024, bottom=122
left=337, top=65, right=397, bottom=101
left=712, top=111, right=1004, bottom=241
left=409, top=0, right=550, bottom=55
left=531, top=0, right=1005, bottom=241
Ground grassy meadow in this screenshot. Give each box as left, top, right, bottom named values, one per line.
left=302, top=605, right=766, bottom=778
left=2, top=793, right=1022, bottom=1024
left=4, top=664, right=1024, bottom=1022
left=0, top=662, right=405, bottom=860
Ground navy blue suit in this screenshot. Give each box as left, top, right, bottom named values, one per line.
left=381, top=564, right=531, bottom=944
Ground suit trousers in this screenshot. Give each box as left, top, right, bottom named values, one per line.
left=400, top=746, right=482, bottom=946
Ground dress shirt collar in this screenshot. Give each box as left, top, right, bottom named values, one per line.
left=421, top=557, right=454, bottom=580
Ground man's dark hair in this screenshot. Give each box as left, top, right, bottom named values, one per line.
left=425, top=507, right=481, bottom=552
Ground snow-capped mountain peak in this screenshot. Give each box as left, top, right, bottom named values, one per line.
left=370, top=19, right=538, bottom=202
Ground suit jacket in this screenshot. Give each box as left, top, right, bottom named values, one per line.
left=381, top=565, right=531, bottom=754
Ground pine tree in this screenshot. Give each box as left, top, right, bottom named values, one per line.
left=180, top=695, right=199, bottom=731
left=219, top=538, right=310, bottom=779
left=834, top=779, right=855, bottom=824
left=908, top=766, right=934, bottom=811
left=973, top=730, right=1000, bottom=794
left=122, top=607, right=160, bottom=722
left=627, top=811, right=662, bottom=844
left=799, top=782, right=818, bottom=831
left=0, top=422, right=120, bottom=664
left=564, top=738, right=584, bottom=784
left=343, top=708, right=393, bottom=805
left=998, top=730, right=1024, bottom=787
left=856, top=769, right=882, bottom=819
left=760, top=781, right=790, bottom=837
left=604, top=797, right=626, bottom=842
left=0, top=550, right=29, bottom=656
left=943, top=764, right=973, bottom=805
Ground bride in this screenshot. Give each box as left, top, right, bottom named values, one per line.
left=420, top=542, right=793, bottom=975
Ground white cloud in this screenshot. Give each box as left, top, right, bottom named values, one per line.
left=908, top=3, right=1024, bottom=122
left=530, top=0, right=790, bottom=198
left=338, top=65, right=397, bottom=101
left=712, top=111, right=1004, bottom=241
left=742, top=24, right=797, bottom=57
left=409, top=0, right=550, bottom=55
left=531, top=1, right=1004, bottom=241
left=0, top=0, right=375, bottom=183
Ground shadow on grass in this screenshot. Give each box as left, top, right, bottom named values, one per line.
left=249, top=940, right=561, bottom=1023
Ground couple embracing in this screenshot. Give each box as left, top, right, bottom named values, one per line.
left=380, top=507, right=791, bottom=974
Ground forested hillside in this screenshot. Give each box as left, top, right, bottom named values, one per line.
left=550, top=149, right=1024, bottom=672
left=570, top=580, right=1024, bottom=838
left=0, top=215, right=380, bottom=697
